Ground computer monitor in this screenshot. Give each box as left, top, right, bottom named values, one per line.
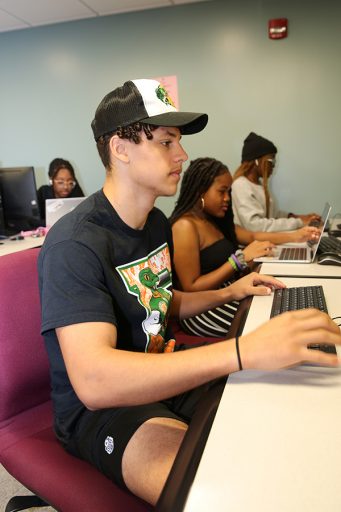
left=0, top=166, right=41, bottom=236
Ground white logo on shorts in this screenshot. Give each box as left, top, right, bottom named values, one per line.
left=104, top=435, right=114, bottom=455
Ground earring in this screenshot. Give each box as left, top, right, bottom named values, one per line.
left=201, top=197, right=205, bottom=210
left=255, top=159, right=259, bottom=166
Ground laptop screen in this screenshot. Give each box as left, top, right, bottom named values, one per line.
left=45, top=197, right=86, bottom=228
left=309, top=202, right=331, bottom=260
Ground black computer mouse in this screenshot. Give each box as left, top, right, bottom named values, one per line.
left=317, top=252, right=341, bottom=266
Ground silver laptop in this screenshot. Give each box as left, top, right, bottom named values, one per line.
left=45, top=197, right=86, bottom=228
left=254, top=202, right=332, bottom=263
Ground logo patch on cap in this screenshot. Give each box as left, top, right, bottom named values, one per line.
left=156, top=85, right=175, bottom=108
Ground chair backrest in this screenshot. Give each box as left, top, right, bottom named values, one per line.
left=0, top=248, right=50, bottom=422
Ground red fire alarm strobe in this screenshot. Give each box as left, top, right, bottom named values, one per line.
left=268, top=18, right=288, bottom=39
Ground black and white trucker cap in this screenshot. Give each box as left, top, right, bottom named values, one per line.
left=91, top=79, right=208, bottom=140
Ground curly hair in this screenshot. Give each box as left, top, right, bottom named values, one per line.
left=96, top=122, right=157, bottom=169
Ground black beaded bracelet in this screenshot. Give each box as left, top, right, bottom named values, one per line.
left=235, top=336, right=243, bottom=371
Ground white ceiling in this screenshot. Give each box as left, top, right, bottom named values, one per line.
left=0, top=0, right=212, bottom=33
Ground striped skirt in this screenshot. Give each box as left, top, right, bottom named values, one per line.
left=179, top=284, right=239, bottom=338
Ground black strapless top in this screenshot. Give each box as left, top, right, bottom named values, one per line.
left=200, top=237, right=236, bottom=274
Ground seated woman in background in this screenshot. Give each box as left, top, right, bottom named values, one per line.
left=232, top=132, right=320, bottom=232
left=37, top=158, right=84, bottom=224
left=169, top=157, right=320, bottom=337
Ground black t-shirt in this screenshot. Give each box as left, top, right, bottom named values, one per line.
left=38, top=190, right=175, bottom=443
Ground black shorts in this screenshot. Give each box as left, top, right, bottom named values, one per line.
left=66, top=382, right=212, bottom=489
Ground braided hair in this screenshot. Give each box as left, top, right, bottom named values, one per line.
left=169, top=157, right=238, bottom=248
left=169, top=157, right=224, bottom=223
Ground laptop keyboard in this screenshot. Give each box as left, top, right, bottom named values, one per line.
left=278, top=247, right=308, bottom=260
left=270, top=286, right=336, bottom=354
left=318, top=235, right=341, bottom=254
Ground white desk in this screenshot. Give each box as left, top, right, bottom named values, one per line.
left=184, top=278, right=341, bottom=512
left=0, top=236, right=45, bottom=256
left=260, top=260, right=341, bottom=278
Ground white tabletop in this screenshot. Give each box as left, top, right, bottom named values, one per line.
left=184, top=277, right=341, bottom=512
left=260, top=260, right=341, bottom=278
left=0, top=236, right=45, bottom=256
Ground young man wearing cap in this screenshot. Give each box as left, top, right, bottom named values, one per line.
left=232, top=132, right=320, bottom=232
left=38, top=80, right=341, bottom=505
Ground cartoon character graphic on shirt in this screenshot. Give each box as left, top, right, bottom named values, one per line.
left=116, top=243, right=176, bottom=353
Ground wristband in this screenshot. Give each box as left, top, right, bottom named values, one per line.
left=231, top=253, right=243, bottom=271
left=234, top=249, right=248, bottom=270
left=235, top=336, right=243, bottom=371
left=228, top=256, right=238, bottom=271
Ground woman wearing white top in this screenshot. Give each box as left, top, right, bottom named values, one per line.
left=232, top=132, right=320, bottom=232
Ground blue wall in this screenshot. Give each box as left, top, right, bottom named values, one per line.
left=0, top=0, right=340, bottom=218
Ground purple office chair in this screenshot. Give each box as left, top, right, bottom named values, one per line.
left=0, top=248, right=151, bottom=512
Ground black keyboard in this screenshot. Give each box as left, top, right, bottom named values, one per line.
left=318, top=235, right=341, bottom=254
left=270, top=286, right=336, bottom=354
left=278, top=247, right=308, bottom=260
left=270, top=286, right=328, bottom=317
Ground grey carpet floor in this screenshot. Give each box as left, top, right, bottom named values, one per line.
left=0, top=463, right=55, bottom=511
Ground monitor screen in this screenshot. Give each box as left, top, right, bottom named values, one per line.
left=0, top=166, right=41, bottom=235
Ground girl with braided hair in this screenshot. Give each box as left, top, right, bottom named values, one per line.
left=170, top=157, right=321, bottom=337
left=232, top=132, right=320, bottom=231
